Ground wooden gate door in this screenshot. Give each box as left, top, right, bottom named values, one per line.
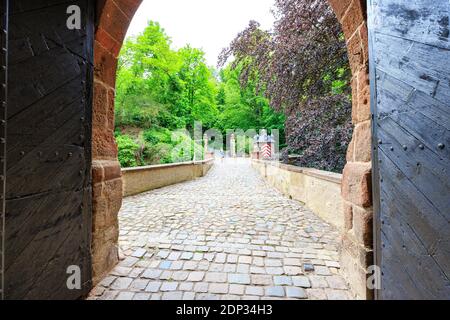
left=369, top=0, right=450, bottom=299
left=4, top=0, right=94, bottom=299
left=0, top=0, right=8, bottom=301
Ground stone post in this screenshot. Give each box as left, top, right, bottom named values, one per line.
left=230, top=134, right=236, bottom=158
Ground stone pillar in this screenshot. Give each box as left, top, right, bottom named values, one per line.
left=328, top=0, right=373, bottom=299
left=230, top=134, right=236, bottom=158
left=92, top=0, right=142, bottom=285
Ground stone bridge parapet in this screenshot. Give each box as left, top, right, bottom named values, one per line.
left=122, top=159, right=215, bottom=197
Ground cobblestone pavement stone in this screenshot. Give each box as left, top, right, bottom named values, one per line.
left=89, top=159, right=351, bottom=300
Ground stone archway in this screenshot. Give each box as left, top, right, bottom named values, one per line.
left=92, top=0, right=372, bottom=299
left=91, top=0, right=144, bottom=285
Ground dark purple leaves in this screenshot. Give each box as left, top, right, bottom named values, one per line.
left=220, top=0, right=352, bottom=172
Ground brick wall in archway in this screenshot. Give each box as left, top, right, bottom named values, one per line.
left=92, top=0, right=373, bottom=298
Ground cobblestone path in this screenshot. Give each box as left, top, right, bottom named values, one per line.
left=90, top=159, right=351, bottom=300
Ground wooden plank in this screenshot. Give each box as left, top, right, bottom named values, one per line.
left=379, top=202, right=450, bottom=299
left=0, top=0, right=8, bottom=301
left=373, top=0, right=450, bottom=50
left=8, top=47, right=83, bottom=118
left=5, top=189, right=91, bottom=300
left=10, top=1, right=75, bottom=14
left=374, top=33, right=450, bottom=105
left=7, top=76, right=85, bottom=154
left=389, top=111, right=450, bottom=161
left=375, top=32, right=450, bottom=78
left=6, top=145, right=87, bottom=198
left=379, top=149, right=450, bottom=262
left=379, top=151, right=450, bottom=299
left=369, top=0, right=450, bottom=299
left=4, top=0, right=93, bottom=300
left=9, top=2, right=91, bottom=64
left=377, top=119, right=449, bottom=217
left=377, top=71, right=450, bottom=131
left=376, top=76, right=450, bottom=161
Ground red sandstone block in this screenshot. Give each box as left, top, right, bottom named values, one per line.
left=92, top=163, right=105, bottom=184
left=344, top=201, right=354, bottom=231
left=353, top=206, right=374, bottom=247
left=359, top=22, right=369, bottom=63
left=92, top=128, right=119, bottom=160
left=96, top=26, right=122, bottom=58
left=342, top=233, right=374, bottom=267
left=115, top=0, right=143, bottom=19
left=94, top=41, right=118, bottom=89
left=107, top=88, right=115, bottom=131
left=346, top=136, right=355, bottom=162
left=341, top=0, right=365, bottom=39
left=103, top=161, right=122, bottom=181
left=346, top=32, right=364, bottom=76
left=351, top=72, right=371, bottom=124
left=96, top=0, right=131, bottom=47
left=328, top=0, right=352, bottom=21
left=342, top=162, right=372, bottom=208
left=353, top=121, right=372, bottom=163
left=93, top=81, right=108, bottom=128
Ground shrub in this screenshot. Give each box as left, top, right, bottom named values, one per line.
left=143, top=142, right=173, bottom=164
left=116, top=135, right=141, bottom=168
left=171, top=131, right=204, bottom=163
left=143, top=128, right=173, bottom=145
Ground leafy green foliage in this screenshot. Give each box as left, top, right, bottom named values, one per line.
left=116, top=135, right=141, bottom=168
left=143, top=128, right=172, bottom=145
left=115, top=22, right=218, bottom=167
left=217, top=66, right=286, bottom=147
left=114, top=20, right=286, bottom=168
left=116, top=22, right=219, bottom=131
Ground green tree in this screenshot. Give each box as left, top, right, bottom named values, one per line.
left=217, top=65, right=286, bottom=146
left=114, top=21, right=221, bottom=166
left=114, top=20, right=286, bottom=167
left=177, top=46, right=218, bottom=129
left=116, top=22, right=181, bottom=128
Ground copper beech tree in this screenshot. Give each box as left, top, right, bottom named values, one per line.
left=220, top=0, right=353, bottom=172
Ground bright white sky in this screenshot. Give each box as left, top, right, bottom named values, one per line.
left=125, top=0, right=276, bottom=67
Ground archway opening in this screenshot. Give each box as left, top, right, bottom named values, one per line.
left=92, top=0, right=372, bottom=300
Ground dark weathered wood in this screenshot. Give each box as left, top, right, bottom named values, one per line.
left=0, top=0, right=8, bottom=301
left=375, top=33, right=450, bottom=105
left=372, top=0, right=450, bottom=50
left=5, top=1, right=93, bottom=300
left=369, top=0, right=450, bottom=299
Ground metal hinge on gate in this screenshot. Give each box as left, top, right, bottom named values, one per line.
left=0, top=0, right=8, bottom=301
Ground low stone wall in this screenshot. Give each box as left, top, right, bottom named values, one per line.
left=122, top=159, right=214, bottom=197
left=252, top=159, right=374, bottom=299
left=252, top=160, right=344, bottom=231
